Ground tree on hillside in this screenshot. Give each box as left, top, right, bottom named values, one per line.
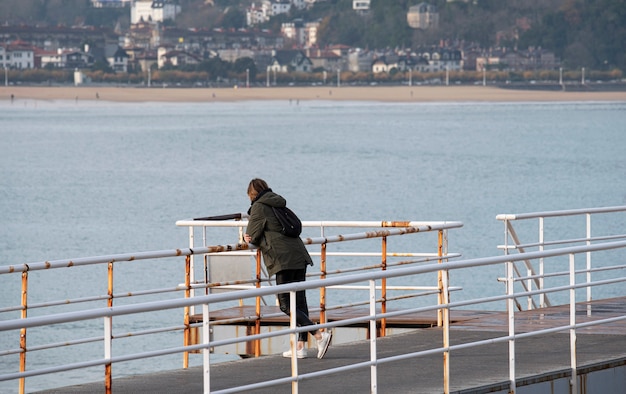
left=519, top=0, right=626, bottom=70
left=232, top=57, right=257, bottom=80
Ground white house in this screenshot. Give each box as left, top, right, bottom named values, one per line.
left=0, top=45, right=8, bottom=70
left=131, top=0, right=181, bottom=24
left=270, top=0, right=292, bottom=16
left=247, top=4, right=268, bottom=26
left=247, top=0, right=296, bottom=26
left=39, top=49, right=93, bottom=69
left=3, top=42, right=35, bottom=69
left=347, top=48, right=374, bottom=72
left=415, top=48, right=462, bottom=72
left=157, top=46, right=202, bottom=69
left=39, top=49, right=65, bottom=68
left=281, top=20, right=320, bottom=47
left=108, top=47, right=130, bottom=72
left=372, top=56, right=400, bottom=74
left=407, top=3, right=439, bottom=30
left=268, top=49, right=312, bottom=72
left=353, top=0, right=370, bottom=11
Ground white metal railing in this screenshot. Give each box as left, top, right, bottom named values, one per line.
left=0, top=220, right=462, bottom=394
left=1, top=240, right=625, bottom=394
left=175, top=219, right=464, bottom=361
left=496, top=205, right=626, bottom=310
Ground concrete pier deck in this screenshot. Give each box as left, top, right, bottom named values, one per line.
left=36, top=297, right=626, bottom=393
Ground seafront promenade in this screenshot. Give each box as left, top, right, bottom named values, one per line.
left=37, top=297, right=626, bottom=394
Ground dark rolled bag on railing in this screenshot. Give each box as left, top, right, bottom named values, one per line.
left=193, top=212, right=249, bottom=221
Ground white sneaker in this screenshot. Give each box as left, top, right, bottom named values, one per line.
left=282, top=347, right=307, bottom=359
left=316, top=330, right=332, bottom=359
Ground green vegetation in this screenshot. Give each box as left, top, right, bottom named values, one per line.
left=264, top=0, right=625, bottom=72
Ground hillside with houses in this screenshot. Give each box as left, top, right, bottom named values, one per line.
left=0, top=0, right=624, bottom=86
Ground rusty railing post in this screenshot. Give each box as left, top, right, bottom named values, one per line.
left=438, top=229, right=451, bottom=394
left=380, top=236, right=387, bottom=337
left=105, top=261, right=114, bottom=394
left=19, top=270, right=28, bottom=394
left=319, top=242, right=327, bottom=326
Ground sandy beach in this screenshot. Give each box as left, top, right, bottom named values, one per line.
left=2, top=85, right=625, bottom=103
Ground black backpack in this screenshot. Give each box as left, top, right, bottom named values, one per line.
left=271, top=206, right=302, bottom=238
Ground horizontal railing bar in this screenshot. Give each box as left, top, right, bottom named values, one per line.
left=0, top=223, right=461, bottom=275
left=513, top=315, right=626, bottom=340
left=0, top=305, right=23, bottom=313
left=318, top=252, right=450, bottom=257
left=328, top=285, right=457, bottom=291
left=1, top=254, right=457, bottom=318
left=1, top=340, right=214, bottom=382
left=0, top=358, right=109, bottom=381
left=192, top=287, right=461, bottom=328
left=176, top=219, right=463, bottom=228
left=113, top=324, right=185, bottom=340
left=498, top=234, right=626, bottom=250
left=21, top=335, right=103, bottom=353
left=0, top=247, right=240, bottom=275
left=496, top=205, right=626, bottom=221
left=23, top=295, right=111, bottom=310
left=204, top=251, right=450, bottom=258
left=499, top=276, right=626, bottom=302
left=2, top=241, right=625, bottom=332
left=204, top=272, right=623, bottom=336
left=508, top=263, right=626, bottom=282
left=1, top=323, right=187, bottom=358
left=301, top=224, right=462, bottom=246
left=395, top=274, right=626, bottom=315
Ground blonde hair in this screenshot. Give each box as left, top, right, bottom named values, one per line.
left=247, top=178, right=269, bottom=200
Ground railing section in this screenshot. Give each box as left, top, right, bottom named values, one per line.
left=0, top=219, right=462, bottom=394
left=2, top=209, right=625, bottom=394
left=496, top=205, right=626, bottom=310
left=174, top=219, right=463, bottom=361
left=2, top=240, right=625, bottom=394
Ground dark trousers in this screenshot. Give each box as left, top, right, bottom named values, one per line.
left=275, top=268, right=316, bottom=342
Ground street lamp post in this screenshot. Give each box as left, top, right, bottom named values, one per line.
left=2, top=52, right=6, bottom=86
left=246, top=68, right=249, bottom=88
left=581, top=67, right=585, bottom=85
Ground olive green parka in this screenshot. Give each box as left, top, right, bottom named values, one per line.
left=246, top=189, right=313, bottom=277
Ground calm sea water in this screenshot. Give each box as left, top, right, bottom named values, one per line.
left=1, top=97, right=625, bottom=392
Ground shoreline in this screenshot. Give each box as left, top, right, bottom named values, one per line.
left=2, top=85, right=626, bottom=103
